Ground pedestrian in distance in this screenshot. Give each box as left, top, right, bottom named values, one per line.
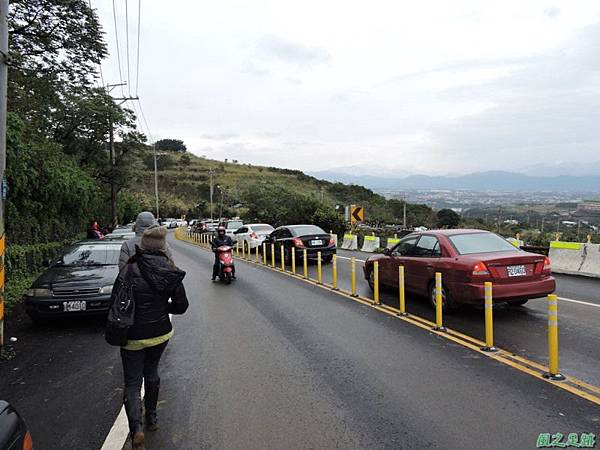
left=120, top=211, right=172, bottom=270
left=86, top=220, right=105, bottom=240
left=116, top=225, right=189, bottom=450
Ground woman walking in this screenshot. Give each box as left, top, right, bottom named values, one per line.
left=117, top=225, right=188, bottom=449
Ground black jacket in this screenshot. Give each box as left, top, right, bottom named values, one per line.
left=211, top=235, right=233, bottom=250
left=124, top=248, right=189, bottom=340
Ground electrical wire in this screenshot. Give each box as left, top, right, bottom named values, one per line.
left=125, top=0, right=131, bottom=97
left=135, top=0, right=141, bottom=96
left=88, top=0, right=105, bottom=88
left=112, top=0, right=126, bottom=97
left=136, top=99, right=154, bottom=143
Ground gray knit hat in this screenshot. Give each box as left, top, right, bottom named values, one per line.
left=140, top=224, right=167, bottom=252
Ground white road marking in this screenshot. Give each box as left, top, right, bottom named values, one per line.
left=558, top=297, right=600, bottom=309
left=336, top=255, right=366, bottom=263
left=101, top=385, right=145, bottom=450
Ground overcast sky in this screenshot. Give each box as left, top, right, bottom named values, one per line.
left=95, top=1, right=600, bottom=176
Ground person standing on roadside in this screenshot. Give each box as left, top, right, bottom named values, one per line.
left=120, top=211, right=172, bottom=269
left=119, top=225, right=189, bottom=450
left=86, top=220, right=105, bottom=239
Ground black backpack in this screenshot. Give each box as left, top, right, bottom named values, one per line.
left=105, top=264, right=136, bottom=346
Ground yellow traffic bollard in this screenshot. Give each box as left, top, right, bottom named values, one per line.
left=317, top=252, right=322, bottom=284
left=271, top=244, right=275, bottom=267
left=332, top=254, right=338, bottom=290
left=241, top=241, right=246, bottom=259
left=280, top=245, right=285, bottom=271
left=588, top=234, right=592, bottom=243
left=255, top=245, right=259, bottom=263
left=236, top=241, right=240, bottom=257
left=303, top=249, right=308, bottom=279
left=481, top=282, right=498, bottom=352
left=433, top=272, right=446, bottom=331
left=398, top=265, right=407, bottom=316
left=291, top=247, right=296, bottom=274
left=373, top=261, right=380, bottom=305
left=543, top=294, right=566, bottom=381
left=262, top=243, right=267, bottom=265
left=351, top=257, right=357, bottom=297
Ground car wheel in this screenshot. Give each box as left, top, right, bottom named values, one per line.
left=243, top=241, right=249, bottom=253
left=367, top=268, right=375, bottom=290
left=508, top=299, right=529, bottom=307
left=428, top=281, right=457, bottom=312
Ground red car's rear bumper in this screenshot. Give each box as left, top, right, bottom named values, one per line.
left=450, top=276, right=556, bottom=304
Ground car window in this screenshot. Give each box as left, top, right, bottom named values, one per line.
left=280, top=229, right=292, bottom=238
left=392, top=236, right=419, bottom=256
left=290, top=225, right=325, bottom=236
left=226, top=221, right=243, bottom=229
left=56, top=245, right=121, bottom=266
left=251, top=225, right=274, bottom=233
left=413, top=235, right=441, bottom=257
left=235, top=227, right=248, bottom=234
left=448, top=232, right=519, bottom=255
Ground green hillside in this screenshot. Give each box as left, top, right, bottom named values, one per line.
left=124, top=150, right=433, bottom=231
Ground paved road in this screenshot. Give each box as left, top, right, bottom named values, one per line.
left=308, top=248, right=600, bottom=387
left=1, top=236, right=599, bottom=449
left=145, top=236, right=598, bottom=449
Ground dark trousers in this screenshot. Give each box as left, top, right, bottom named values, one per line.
left=120, top=341, right=168, bottom=433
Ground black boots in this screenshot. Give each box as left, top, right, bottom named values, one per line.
left=124, top=387, right=145, bottom=449
left=144, top=379, right=160, bottom=432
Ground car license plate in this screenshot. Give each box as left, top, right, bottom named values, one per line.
left=310, top=239, right=323, bottom=246
left=63, top=300, right=86, bottom=312
left=507, top=265, right=526, bottom=277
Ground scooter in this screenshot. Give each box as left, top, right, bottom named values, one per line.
left=215, top=245, right=235, bottom=284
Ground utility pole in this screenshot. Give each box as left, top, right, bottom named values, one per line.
left=218, top=186, right=224, bottom=219
left=208, top=169, right=215, bottom=221
left=0, top=0, right=7, bottom=349
left=153, top=142, right=159, bottom=219
left=403, top=201, right=407, bottom=229
left=541, top=217, right=545, bottom=233
left=106, top=82, right=137, bottom=227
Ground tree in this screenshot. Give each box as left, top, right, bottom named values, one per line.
left=155, top=138, right=187, bottom=152
left=437, top=209, right=461, bottom=228
left=180, top=153, right=191, bottom=166
left=311, top=206, right=346, bottom=236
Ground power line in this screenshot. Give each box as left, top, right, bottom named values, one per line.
left=135, top=0, right=141, bottom=96
left=136, top=99, right=154, bottom=143
left=88, top=0, right=105, bottom=88
left=111, top=0, right=126, bottom=97
left=124, top=0, right=131, bottom=97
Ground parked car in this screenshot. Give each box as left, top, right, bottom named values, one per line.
left=161, top=218, right=177, bottom=229
left=24, top=240, right=122, bottom=323
left=176, top=219, right=188, bottom=227
left=219, top=220, right=243, bottom=239
left=0, top=400, right=32, bottom=450
left=233, top=223, right=274, bottom=251
left=104, top=231, right=135, bottom=241
left=363, top=229, right=555, bottom=311
left=264, top=225, right=336, bottom=263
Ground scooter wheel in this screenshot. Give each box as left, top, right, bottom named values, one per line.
left=223, top=272, right=232, bottom=284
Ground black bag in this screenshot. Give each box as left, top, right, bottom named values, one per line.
left=105, top=264, right=136, bottom=346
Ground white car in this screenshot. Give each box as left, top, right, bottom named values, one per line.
left=220, top=220, right=244, bottom=240
left=176, top=219, right=188, bottom=227
left=233, top=223, right=275, bottom=251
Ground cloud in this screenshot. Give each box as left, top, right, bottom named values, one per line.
left=544, top=7, right=560, bottom=19
left=202, top=133, right=240, bottom=140
left=257, top=34, right=331, bottom=65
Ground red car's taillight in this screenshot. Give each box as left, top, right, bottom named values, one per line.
left=292, top=237, right=305, bottom=248
left=543, top=256, right=551, bottom=272
left=328, top=236, right=335, bottom=246
left=472, top=262, right=490, bottom=277
left=250, top=232, right=258, bottom=239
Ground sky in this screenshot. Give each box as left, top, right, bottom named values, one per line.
left=94, top=1, right=600, bottom=176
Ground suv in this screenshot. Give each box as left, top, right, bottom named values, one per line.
left=219, top=220, right=244, bottom=240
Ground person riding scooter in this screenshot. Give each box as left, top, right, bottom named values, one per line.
left=211, top=226, right=236, bottom=281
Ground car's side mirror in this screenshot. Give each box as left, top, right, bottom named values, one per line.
left=383, top=248, right=392, bottom=256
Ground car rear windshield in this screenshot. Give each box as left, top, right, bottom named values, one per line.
left=448, top=233, right=518, bottom=255
left=56, top=245, right=121, bottom=266
left=226, top=221, right=243, bottom=229
left=251, top=225, right=273, bottom=233
left=290, top=225, right=326, bottom=236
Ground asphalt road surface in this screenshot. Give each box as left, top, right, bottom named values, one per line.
left=1, top=236, right=599, bottom=449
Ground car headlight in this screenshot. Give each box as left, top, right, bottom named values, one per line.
left=25, top=288, right=51, bottom=297
left=99, top=285, right=113, bottom=294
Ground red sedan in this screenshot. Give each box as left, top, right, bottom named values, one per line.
left=363, top=229, right=555, bottom=311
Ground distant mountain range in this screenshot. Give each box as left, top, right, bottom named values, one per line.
left=308, top=170, right=600, bottom=193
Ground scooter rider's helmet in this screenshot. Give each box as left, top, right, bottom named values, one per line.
left=217, top=226, right=226, bottom=236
